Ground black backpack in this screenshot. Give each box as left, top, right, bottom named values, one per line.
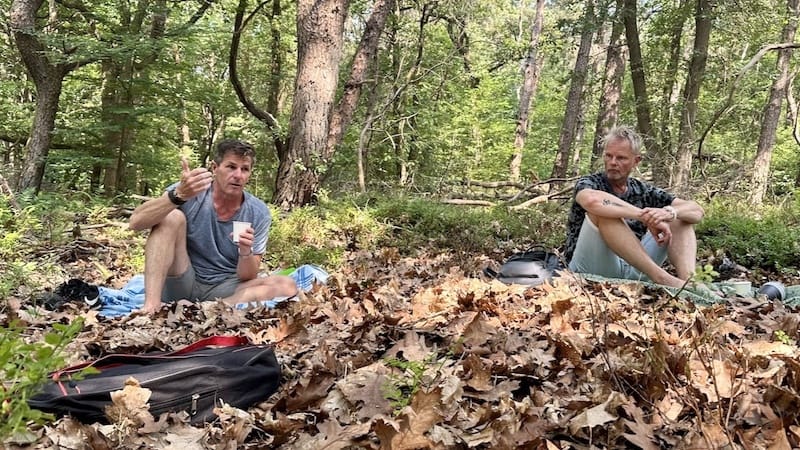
left=28, top=336, right=281, bottom=424
left=483, top=247, right=564, bottom=286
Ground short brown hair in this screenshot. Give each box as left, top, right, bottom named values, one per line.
left=214, top=139, right=256, bottom=165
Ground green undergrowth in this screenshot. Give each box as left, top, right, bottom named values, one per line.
left=1, top=319, right=85, bottom=442
left=266, top=194, right=567, bottom=270
left=3, top=191, right=800, bottom=295
left=696, top=198, right=800, bottom=275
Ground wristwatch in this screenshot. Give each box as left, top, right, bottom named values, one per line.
left=663, top=205, right=677, bottom=221
left=167, top=187, right=186, bottom=206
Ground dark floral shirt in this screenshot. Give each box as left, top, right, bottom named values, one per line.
left=564, top=172, right=675, bottom=263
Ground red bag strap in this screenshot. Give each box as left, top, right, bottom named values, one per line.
left=172, top=335, right=251, bottom=355
left=51, top=335, right=252, bottom=379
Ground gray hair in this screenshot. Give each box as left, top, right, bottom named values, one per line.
left=602, top=126, right=643, bottom=155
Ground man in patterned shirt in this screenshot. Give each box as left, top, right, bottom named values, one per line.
left=564, top=126, right=705, bottom=288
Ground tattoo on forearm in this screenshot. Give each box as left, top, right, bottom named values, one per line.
left=602, top=199, right=624, bottom=208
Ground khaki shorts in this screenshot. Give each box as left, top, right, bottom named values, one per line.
left=162, top=265, right=240, bottom=302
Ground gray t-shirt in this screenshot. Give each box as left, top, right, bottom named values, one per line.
left=169, top=182, right=271, bottom=284
left=563, top=172, right=674, bottom=263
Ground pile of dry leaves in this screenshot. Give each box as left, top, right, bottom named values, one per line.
left=6, top=242, right=800, bottom=449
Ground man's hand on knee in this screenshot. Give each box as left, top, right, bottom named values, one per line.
left=648, top=222, right=672, bottom=247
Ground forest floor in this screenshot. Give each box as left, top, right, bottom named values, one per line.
left=6, top=225, right=800, bottom=450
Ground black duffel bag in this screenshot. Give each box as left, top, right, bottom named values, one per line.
left=28, top=335, right=281, bottom=424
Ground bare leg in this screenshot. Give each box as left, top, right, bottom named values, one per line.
left=142, top=210, right=191, bottom=309
left=221, top=275, right=299, bottom=306
left=591, top=214, right=686, bottom=288
left=666, top=219, right=697, bottom=280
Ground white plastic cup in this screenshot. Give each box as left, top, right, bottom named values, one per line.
left=728, top=280, right=752, bottom=296
left=232, top=221, right=251, bottom=243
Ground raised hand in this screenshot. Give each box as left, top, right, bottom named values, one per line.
left=176, top=156, right=213, bottom=200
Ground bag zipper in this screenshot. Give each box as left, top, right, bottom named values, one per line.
left=149, top=388, right=217, bottom=418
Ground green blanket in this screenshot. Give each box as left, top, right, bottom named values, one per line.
left=578, top=273, right=800, bottom=307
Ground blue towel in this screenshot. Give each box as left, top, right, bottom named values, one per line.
left=97, top=275, right=146, bottom=318
left=97, top=265, right=329, bottom=318
left=234, top=264, right=330, bottom=310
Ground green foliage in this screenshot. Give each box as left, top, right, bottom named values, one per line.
left=266, top=194, right=567, bottom=270
left=266, top=199, right=387, bottom=269
left=774, top=330, right=794, bottom=346
left=383, top=356, right=430, bottom=414
left=696, top=200, right=800, bottom=271
left=0, top=319, right=84, bottom=441
left=0, top=261, right=39, bottom=300
left=370, top=195, right=565, bottom=254
left=693, top=263, right=720, bottom=283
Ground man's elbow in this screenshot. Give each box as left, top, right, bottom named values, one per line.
left=576, top=189, right=603, bottom=210
left=128, top=216, right=146, bottom=231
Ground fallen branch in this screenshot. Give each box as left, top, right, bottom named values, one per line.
left=441, top=199, right=495, bottom=206
left=511, top=185, right=573, bottom=210
left=459, top=179, right=526, bottom=189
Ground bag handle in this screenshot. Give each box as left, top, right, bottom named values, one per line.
left=51, top=335, right=252, bottom=379
left=174, top=335, right=250, bottom=355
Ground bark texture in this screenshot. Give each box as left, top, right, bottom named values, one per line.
left=673, top=0, right=713, bottom=194
left=511, top=0, right=546, bottom=182
left=273, top=0, right=351, bottom=208
left=750, top=0, right=800, bottom=206
left=550, top=0, right=595, bottom=182
left=10, top=0, right=75, bottom=192
left=591, top=0, right=626, bottom=168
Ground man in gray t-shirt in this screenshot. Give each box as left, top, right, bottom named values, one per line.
left=564, top=126, right=705, bottom=288
left=130, top=139, right=297, bottom=314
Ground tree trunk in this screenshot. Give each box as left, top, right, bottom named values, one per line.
left=621, top=0, right=660, bottom=179
left=672, top=0, right=713, bottom=194
left=325, top=0, right=395, bottom=161
left=10, top=0, right=75, bottom=193
left=16, top=79, right=63, bottom=192
left=591, top=0, right=626, bottom=168
left=511, top=0, right=546, bottom=182
left=273, top=0, right=350, bottom=208
left=99, top=59, right=135, bottom=197
left=750, top=0, right=799, bottom=206
left=550, top=0, right=595, bottom=182
left=656, top=0, right=689, bottom=182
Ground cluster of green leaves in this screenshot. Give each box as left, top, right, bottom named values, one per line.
left=0, top=319, right=84, bottom=441
left=693, top=264, right=720, bottom=283
left=0, top=192, right=140, bottom=299
left=383, top=356, right=431, bottom=414
left=696, top=199, right=800, bottom=273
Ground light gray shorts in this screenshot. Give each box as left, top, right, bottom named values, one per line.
left=567, top=216, right=668, bottom=281
left=162, top=265, right=240, bottom=303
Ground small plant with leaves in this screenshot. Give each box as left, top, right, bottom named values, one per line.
left=774, top=330, right=794, bottom=346
left=693, top=264, right=720, bottom=283
left=382, top=357, right=431, bottom=414
left=1, top=318, right=84, bottom=441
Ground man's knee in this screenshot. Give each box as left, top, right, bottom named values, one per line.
left=272, top=275, right=299, bottom=296
left=149, top=209, right=187, bottom=237
left=668, top=217, right=695, bottom=234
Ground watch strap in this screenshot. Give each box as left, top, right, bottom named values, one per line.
left=167, top=187, right=186, bottom=206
